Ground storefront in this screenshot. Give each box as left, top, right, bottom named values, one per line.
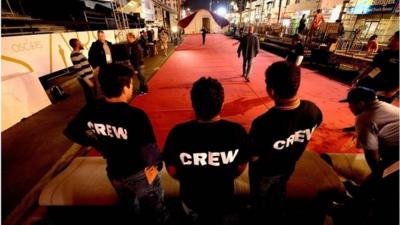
left=343, top=0, right=399, bottom=43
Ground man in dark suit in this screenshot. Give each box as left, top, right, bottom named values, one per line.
left=237, top=25, right=260, bottom=82
left=88, top=30, right=113, bottom=72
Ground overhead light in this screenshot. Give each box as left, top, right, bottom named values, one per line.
left=216, top=6, right=227, bottom=16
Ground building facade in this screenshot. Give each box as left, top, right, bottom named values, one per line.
left=341, top=0, right=399, bottom=43
left=152, top=0, right=179, bottom=30
left=231, top=0, right=344, bottom=26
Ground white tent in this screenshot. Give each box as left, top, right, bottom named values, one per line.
left=178, top=9, right=229, bottom=34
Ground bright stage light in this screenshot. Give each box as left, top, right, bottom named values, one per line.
left=172, top=26, right=178, bottom=33
left=216, top=7, right=227, bottom=16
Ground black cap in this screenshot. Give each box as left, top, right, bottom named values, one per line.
left=340, top=87, right=377, bottom=103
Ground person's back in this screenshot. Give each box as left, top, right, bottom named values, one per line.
left=250, top=99, right=322, bottom=176
left=164, top=119, right=247, bottom=211
left=66, top=99, right=154, bottom=177
left=64, top=64, right=167, bottom=224
left=163, top=77, right=248, bottom=223
left=249, top=61, right=322, bottom=225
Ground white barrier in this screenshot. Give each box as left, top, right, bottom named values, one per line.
left=1, top=28, right=156, bottom=131
left=1, top=72, right=52, bottom=131
left=1, top=29, right=151, bottom=78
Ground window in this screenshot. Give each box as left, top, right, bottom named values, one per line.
left=286, top=0, right=290, bottom=6
left=295, top=0, right=300, bottom=3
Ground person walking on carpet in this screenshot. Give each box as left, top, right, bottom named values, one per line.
left=201, top=27, right=208, bottom=45
left=237, top=25, right=260, bottom=82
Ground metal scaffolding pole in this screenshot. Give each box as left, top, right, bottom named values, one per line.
left=110, top=0, right=130, bottom=42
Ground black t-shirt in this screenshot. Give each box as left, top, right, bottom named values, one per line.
left=201, top=28, right=207, bottom=36
left=249, top=100, right=322, bottom=177
left=371, top=49, right=399, bottom=91
left=287, top=42, right=304, bottom=64
left=163, top=120, right=248, bottom=212
left=64, top=99, right=157, bottom=179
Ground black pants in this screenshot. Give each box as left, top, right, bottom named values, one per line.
left=78, top=77, right=96, bottom=103
left=135, top=67, right=148, bottom=93
left=242, top=57, right=253, bottom=78
left=202, top=35, right=206, bottom=45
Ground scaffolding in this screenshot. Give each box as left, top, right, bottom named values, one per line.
left=110, top=0, right=130, bottom=42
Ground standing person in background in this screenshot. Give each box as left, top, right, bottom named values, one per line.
left=310, top=9, right=324, bottom=38
left=200, top=27, right=208, bottom=45
left=286, top=34, right=304, bottom=66
left=88, top=30, right=113, bottom=98
left=159, top=30, right=169, bottom=56
left=336, top=19, right=345, bottom=37
left=88, top=30, right=113, bottom=72
left=152, top=29, right=159, bottom=56
left=237, top=25, right=260, bottom=82
left=297, top=14, right=306, bottom=35
left=147, top=28, right=154, bottom=43
left=69, top=38, right=96, bottom=103
left=367, top=35, right=379, bottom=53
left=140, top=31, right=149, bottom=57
left=126, top=33, right=148, bottom=95
left=147, top=28, right=156, bottom=57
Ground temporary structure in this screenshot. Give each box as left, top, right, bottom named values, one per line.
left=178, top=9, right=229, bottom=34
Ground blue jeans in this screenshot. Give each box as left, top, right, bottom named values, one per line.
left=110, top=170, right=168, bottom=225
left=250, top=170, right=289, bottom=225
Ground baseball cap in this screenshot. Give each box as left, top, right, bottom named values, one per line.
left=339, top=86, right=377, bottom=103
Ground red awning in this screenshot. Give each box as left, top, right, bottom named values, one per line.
left=178, top=9, right=230, bottom=28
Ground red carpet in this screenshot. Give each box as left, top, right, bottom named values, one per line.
left=89, top=34, right=360, bottom=156
left=132, top=34, right=359, bottom=154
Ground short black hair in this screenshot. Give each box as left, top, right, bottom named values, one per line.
left=98, top=64, right=133, bottom=98
left=317, top=9, right=322, bottom=13
left=265, top=61, right=301, bottom=99
left=369, top=35, right=378, bottom=41
left=97, top=30, right=104, bottom=34
left=191, top=77, right=224, bottom=121
left=69, top=38, right=78, bottom=48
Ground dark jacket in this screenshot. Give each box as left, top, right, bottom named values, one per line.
left=88, top=40, right=113, bottom=69
left=127, top=40, right=144, bottom=70
left=298, top=18, right=306, bottom=32
left=237, top=33, right=260, bottom=59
